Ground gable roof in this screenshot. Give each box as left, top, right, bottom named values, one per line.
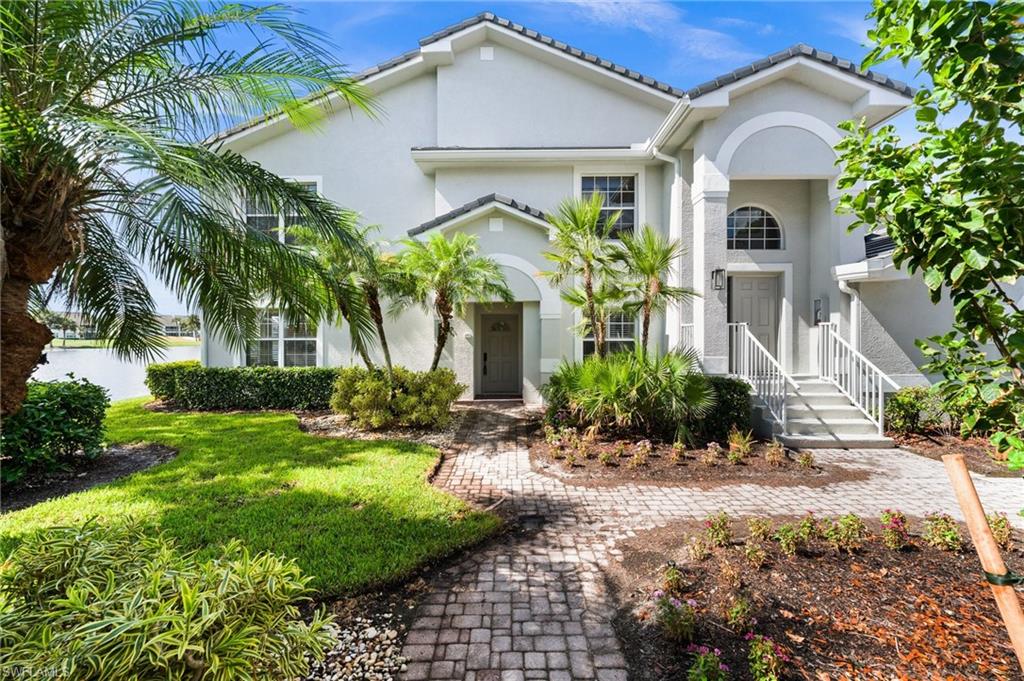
left=686, top=43, right=914, bottom=99
left=408, top=194, right=547, bottom=236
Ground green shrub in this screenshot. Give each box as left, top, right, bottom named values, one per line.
left=0, top=521, right=334, bottom=680
left=822, top=514, right=867, bottom=554
left=885, top=386, right=941, bottom=434
left=0, top=377, right=109, bottom=486
left=651, top=591, right=696, bottom=642
left=923, top=513, right=963, bottom=551
left=146, top=362, right=339, bottom=410
left=144, top=359, right=199, bottom=400
left=748, top=634, right=788, bottom=681
left=687, top=646, right=730, bottom=681
left=692, top=376, right=751, bottom=444
left=540, top=349, right=716, bottom=441
left=330, top=366, right=464, bottom=429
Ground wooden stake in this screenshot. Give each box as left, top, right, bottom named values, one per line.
left=942, top=453, right=1024, bottom=672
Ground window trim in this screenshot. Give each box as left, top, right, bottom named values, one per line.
left=244, top=308, right=320, bottom=368
left=726, top=203, right=784, bottom=251
left=578, top=312, right=638, bottom=358
left=572, top=165, right=646, bottom=242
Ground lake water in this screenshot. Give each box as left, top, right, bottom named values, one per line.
left=32, top=345, right=201, bottom=401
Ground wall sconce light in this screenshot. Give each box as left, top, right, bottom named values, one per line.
left=711, top=268, right=726, bottom=290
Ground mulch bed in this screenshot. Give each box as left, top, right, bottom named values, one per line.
left=529, top=438, right=869, bottom=489
left=1, top=443, right=177, bottom=513
left=894, top=431, right=1018, bottom=477
left=298, top=410, right=465, bottom=451
left=605, top=517, right=1023, bottom=680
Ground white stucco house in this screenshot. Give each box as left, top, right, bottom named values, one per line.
left=202, top=12, right=953, bottom=447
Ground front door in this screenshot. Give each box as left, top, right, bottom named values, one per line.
left=480, top=314, right=521, bottom=397
left=729, top=275, right=779, bottom=357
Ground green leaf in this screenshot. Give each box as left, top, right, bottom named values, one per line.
left=923, top=268, right=945, bottom=290
left=980, top=382, right=1003, bottom=403
left=963, top=248, right=990, bottom=270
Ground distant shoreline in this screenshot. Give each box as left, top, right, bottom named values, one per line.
left=46, top=337, right=200, bottom=349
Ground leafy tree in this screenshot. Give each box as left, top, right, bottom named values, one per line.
left=180, top=314, right=201, bottom=339
left=615, top=225, right=697, bottom=353
left=0, top=0, right=374, bottom=415
left=33, top=308, right=76, bottom=346
left=543, top=194, right=622, bottom=357
left=397, top=233, right=513, bottom=372
left=836, top=0, right=1024, bottom=470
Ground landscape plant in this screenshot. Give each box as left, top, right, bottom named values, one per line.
left=542, top=194, right=622, bottom=357
left=651, top=591, right=697, bottom=642
left=986, top=512, right=1013, bottom=551
left=822, top=514, right=868, bottom=554
left=689, top=536, right=712, bottom=562
left=0, top=521, right=334, bottom=680
left=836, top=0, right=1024, bottom=472
left=796, top=451, right=815, bottom=470
left=330, top=366, right=464, bottom=429
left=747, top=634, right=788, bottom=681
left=763, top=440, right=786, bottom=467
left=615, top=225, right=697, bottom=352
left=0, top=0, right=374, bottom=416
left=922, top=513, right=963, bottom=552
left=773, top=524, right=800, bottom=558
left=397, top=232, right=512, bottom=371
left=727, top=426, right=754, bottom=458
left=148, top=362, right=339, bottom=411
left=660, top=562, right=686, bottom=595
left=884, top=386, right=942, bottom=435
left=1, top=377, right=109, bottom=486
left=880, top=509, right=911, bottom=551
left=704, top=512, right=732, bottom=547
left=743, top=540, right=768, bottom=570
left=747, top=518, right=773, bottom=543
left=725, top=594, right=755, bottom=633
left=687, top=646, right=730, bottom=681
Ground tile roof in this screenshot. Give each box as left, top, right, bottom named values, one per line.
left=407, top=194, right=547, bottom=236
left=686, top=43, right=915, bottom=99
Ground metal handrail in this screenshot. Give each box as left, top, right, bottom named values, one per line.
left=727, top=322, right=799, bottom=432
left=817, top=322, right=898, bottom=435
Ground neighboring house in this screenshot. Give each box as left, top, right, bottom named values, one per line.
left=50, top=312, right=189, bottom=339
left=202, top=13, right=954, bottom=447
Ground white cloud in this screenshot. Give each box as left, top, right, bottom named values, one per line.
left=715, top=17, right=777, bottom=37
left=561, top=0, right=759, bottom=64
left=824, top=12, right=873, bottom=46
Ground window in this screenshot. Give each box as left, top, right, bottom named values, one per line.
left=727, top=206, right=782, bottom=250
left=581, top=175, right=636, bottom=239
left=245, top=181, right=318, bottom=243
left=246, top=309, right=317, bottom=367
left=583, top=313, right=636, bottom=356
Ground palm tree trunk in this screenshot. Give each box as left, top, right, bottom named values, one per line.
left=365, top=285, right=394, bottom=382
left=429, top=314, right=450, bottom=372
left=583, top=267, right=604, bottom=358
left=2, top=277, right=53, bottom=416
left=641, top=299, right=652, bottom=353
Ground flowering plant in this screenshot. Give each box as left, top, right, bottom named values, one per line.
left=686, top=644, right=730, bottom=680
left=880, top=509, right=910, bottom=550
left=652, top=590, right=697, bottom=642
left=746, top=633, right=789, bottom=681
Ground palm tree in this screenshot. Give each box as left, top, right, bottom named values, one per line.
left=397, top=233, right=513, bottom=372
left=33, top=308, right=76, bottom=347
left=0, top=1, right=374, bottom=415
left=615, top=225, right=698, bottom=352
left=542, top=194, right=621, bottom=357
left=359, top=239, right=415, bottom=384
left=181, top=314, right=201, bottom=339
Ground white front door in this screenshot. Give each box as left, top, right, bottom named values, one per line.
left=729, top=275, right=779, bottom=357
left=480, top=314, right=521, bottom=397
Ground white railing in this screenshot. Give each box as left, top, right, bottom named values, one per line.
left=727, top=322, right=799, bottom=432
left=679, top=323, right=695, bottom=351
left=817, top=322, right=899, bottom=435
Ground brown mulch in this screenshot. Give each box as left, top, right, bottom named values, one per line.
left=529, top=439, right=870, bottom=489
left=297, top=410, right=465, bottom=451
left=1, top=443, right=177, bottom=513
left=605, top=517, right=1023, bottom=681
left=894, top=431, right=1018, bottom=477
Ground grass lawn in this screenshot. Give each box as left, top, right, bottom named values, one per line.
left=48, top=336, right=200, bottom=348
left=0, top=399, right=500, bottom=595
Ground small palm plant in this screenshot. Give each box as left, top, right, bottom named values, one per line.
left=543, top=194, right=622, bottom=357
left=397, top=233, right=513, bottom=371
left=615, top=225, right=698, bottom=352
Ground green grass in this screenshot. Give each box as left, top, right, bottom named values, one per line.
left=48, top=336, right=200, bottom=348
left=0, top=400, right=500, bottom=595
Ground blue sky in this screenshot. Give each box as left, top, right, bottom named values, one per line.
left=152, top=0, right=923, bottom=313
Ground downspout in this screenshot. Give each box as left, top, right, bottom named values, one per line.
left=651, top=146, right=683, bottom=351
left=837, top=279, right=861, bottom=351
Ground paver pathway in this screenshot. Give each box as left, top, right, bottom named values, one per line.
left=401, top=406, right=1022, bottom=681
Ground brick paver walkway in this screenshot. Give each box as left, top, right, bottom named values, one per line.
left=401, top=406, right=1022, bottom=681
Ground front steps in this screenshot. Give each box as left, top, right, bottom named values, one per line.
left=776, top=376, right=894, bottom=449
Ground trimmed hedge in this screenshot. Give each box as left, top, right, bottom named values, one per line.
left=692, top=376, right=752, bottom=444
left=145, top=362, right=338, bottom=410
left=330, top=367, right=465, bottom=429
left=1, top=377, right=110, bottom=486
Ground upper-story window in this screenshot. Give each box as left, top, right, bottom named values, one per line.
left=245, top=181, right=318, bottom=244
left=727, top=206, right=782, bottom=250
left=246, top=308, right=318, bottom=367
left=581, top=175, right=636, bottom=239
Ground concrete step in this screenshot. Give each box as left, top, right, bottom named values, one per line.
left=778, top=433, right=895, bottom=449
left=786, top=392, right=851, bottom=407
left=786, top=418, right=879, bottom=436
left=786, top=404, right=865, bottom=420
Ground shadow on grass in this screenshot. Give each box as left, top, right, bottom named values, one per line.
left=0, top=399, right=501, bottom=596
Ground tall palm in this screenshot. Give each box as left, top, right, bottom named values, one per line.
left=397, top=233, right=513, bottom=372
left=542, top=194, right=621, bottom=357
left=0, top=0, right=374, bottom=415
left=359, top=239, right=415, bottom=383
left=615, top=225, right=698, bottom=352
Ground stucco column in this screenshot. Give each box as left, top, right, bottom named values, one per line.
left=692, top=156, right=730, bottom=374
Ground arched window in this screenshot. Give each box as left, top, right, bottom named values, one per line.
left=727, top=206, right=782, bottom=250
